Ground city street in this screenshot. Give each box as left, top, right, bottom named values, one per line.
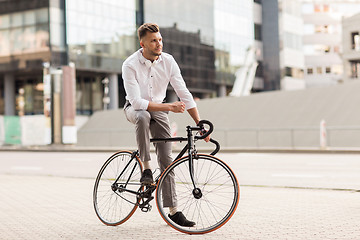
left=0, top=151, right=359, bottom=239
left=1, top=151, right=360, bottom=190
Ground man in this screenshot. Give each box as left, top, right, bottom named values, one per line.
left=122, top=23, right=210, bottom=227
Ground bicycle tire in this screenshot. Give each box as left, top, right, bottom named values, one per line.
left=156, top=154, right=239, bottom=234
left=93, top=151, right=143, bottom=226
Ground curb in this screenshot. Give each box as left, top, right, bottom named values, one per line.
left=1, top=145, right=360, bottom=154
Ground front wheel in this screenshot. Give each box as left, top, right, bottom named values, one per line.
left=156, top=154, right=239, bottom=234
left=93, top=151, right=143, bottom=226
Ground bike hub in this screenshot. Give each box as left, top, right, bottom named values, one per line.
left=192, top=188, right=202, bottom=199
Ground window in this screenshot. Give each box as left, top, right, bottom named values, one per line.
left=0, top=15, right=10, bottom=29
left=255, top=61, right=263, bottom=77
left=315, top=25, right=330, bottom=34
left=323, top=25, right=329, bottom=33
left=317, top=67, right=322, bottom=74
left=325, top=67, right=331, bottom=74
left=351, top=61, right=360, bottom=78
left=314, top=44, right=331, bottom=54
left=14, top=77, right=44, bottom=115
left=283, top=67, right=304, bottom=78
left=307, top=68, right=313, bottom=74
left=285, top=67, right=292, bottom=77
left=254, top=24, right=262, bottom=41
left=351, top=32, right=360, bottom=51
left=0, top=77, right=3, bottom=115
left=314, top=4, right=330, bottom=13
left=304, top=24, right=315, bottom=34
left=284, top=32, right=302, bottom=50
left=323, top=5, right=330, bottom=12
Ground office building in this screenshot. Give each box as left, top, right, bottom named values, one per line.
left=278, top=0, right=305, bottom=90
left=255, top=0, right=305, bottom=92
left=0, top=0, right=139, bottom=119
left=0, top=0, right=259, bottom=118
left=342, top=13, right=360, bottom=82
left=144, top=0, right=255, bottom=97
left=302, top=0, right=360, bottom=88
left=0, top=0, right=259, bottom=145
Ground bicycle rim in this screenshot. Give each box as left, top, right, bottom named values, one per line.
left=156, top=154, right=239, bottom=234
left=93, top=151, right=143, bottom=226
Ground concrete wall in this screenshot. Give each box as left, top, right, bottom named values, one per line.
left=0, top=115, right=89, bottom=146
left=342, top=13, right=360, bottom=82
left=77, top=81, right=360, bottom=150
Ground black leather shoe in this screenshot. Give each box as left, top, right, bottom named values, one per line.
left=168, top=212, right=195, bottom=227
left=140, top=169, right=153, bottom=185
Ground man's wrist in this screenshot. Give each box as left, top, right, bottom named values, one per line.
left=167, top=103, right=173, bottom=112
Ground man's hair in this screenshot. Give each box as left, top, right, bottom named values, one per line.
left=137, top=23, right=160, bottom=40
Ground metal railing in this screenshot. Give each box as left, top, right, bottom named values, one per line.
left=213, top=126, right=360, bottom=149
left=78, top=125, right=360, bottom=150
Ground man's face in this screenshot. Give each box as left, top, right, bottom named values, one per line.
left=140, top=31, right=163, bottom=58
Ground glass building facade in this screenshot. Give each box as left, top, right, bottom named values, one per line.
left=0, top=1, right=51, bottom=116
left=0, top=0, right=254, bottom=117
left=66, top=0, right=137, bottom=72
left=0, top=0, right=139, bottom=116
left=65, top=0, right=138, bottom=114
left=144, top=0, right=254, bottom=98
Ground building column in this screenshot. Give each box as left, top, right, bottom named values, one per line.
left=4, top=73, right=15, bottom=116
left=218, top=85, right=227, bottom=97
left=108, top=73, right=119, bottom=109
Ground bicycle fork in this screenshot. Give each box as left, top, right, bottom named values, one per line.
left=187, top=126, right=203, bottom=200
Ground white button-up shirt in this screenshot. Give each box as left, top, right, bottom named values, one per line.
left=122, top=49, right=197, bottom=111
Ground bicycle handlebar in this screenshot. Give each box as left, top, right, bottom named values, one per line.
left=209, top=138, right=220, bottom=156
left=194, top=120, right=213, bottom=140
left=151, top=119, right=220, bottom=155
left=195, top=120, right=220, bottom=155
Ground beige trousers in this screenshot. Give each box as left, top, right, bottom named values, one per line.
left=124, top=104, right=177, bottom=207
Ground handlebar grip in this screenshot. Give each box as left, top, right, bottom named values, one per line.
left=195, top=120, right=213, bottom=140
left=209, top=138, right=220, bottom=156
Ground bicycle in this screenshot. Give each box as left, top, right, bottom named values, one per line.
left=93, top=120, right=239, bottom=235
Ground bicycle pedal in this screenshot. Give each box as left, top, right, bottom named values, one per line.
left=140, top=204, right=152, bottom=212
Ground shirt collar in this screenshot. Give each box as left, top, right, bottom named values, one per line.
left=138, top=48, right=163, bottom=66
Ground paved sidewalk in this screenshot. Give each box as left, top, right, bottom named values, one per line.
left=0, top=174, right=359, bottom=240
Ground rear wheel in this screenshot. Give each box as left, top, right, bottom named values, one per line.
left=93, top=151, right=143, bottom=225
left=156, top=154, right=239, bottom=234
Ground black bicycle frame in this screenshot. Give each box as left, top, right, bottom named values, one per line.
left=113, top=121, right=220, bottom=202
left=113, top=151, right=138, bottom=189
left=151, top=124, right=220, bottom=192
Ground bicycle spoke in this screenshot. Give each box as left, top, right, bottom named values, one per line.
left=94, top=151, right=143, bottom=226
left=156, top=154, right=239, bottom=234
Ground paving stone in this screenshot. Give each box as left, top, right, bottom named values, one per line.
left=0, top=175, right=359, bottom=239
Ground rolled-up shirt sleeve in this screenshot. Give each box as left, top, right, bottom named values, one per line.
left=122, top=63, right=149, bottom=110
left=169, top=57, right=197, bottom=110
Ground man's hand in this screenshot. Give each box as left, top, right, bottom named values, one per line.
left=170, top=101, right=186, bottom=113
left=147, top=101, right=185, bottom=112
left=204, top=134, right=211, bottom=143
left=201, top=129, right=211, bottom=143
